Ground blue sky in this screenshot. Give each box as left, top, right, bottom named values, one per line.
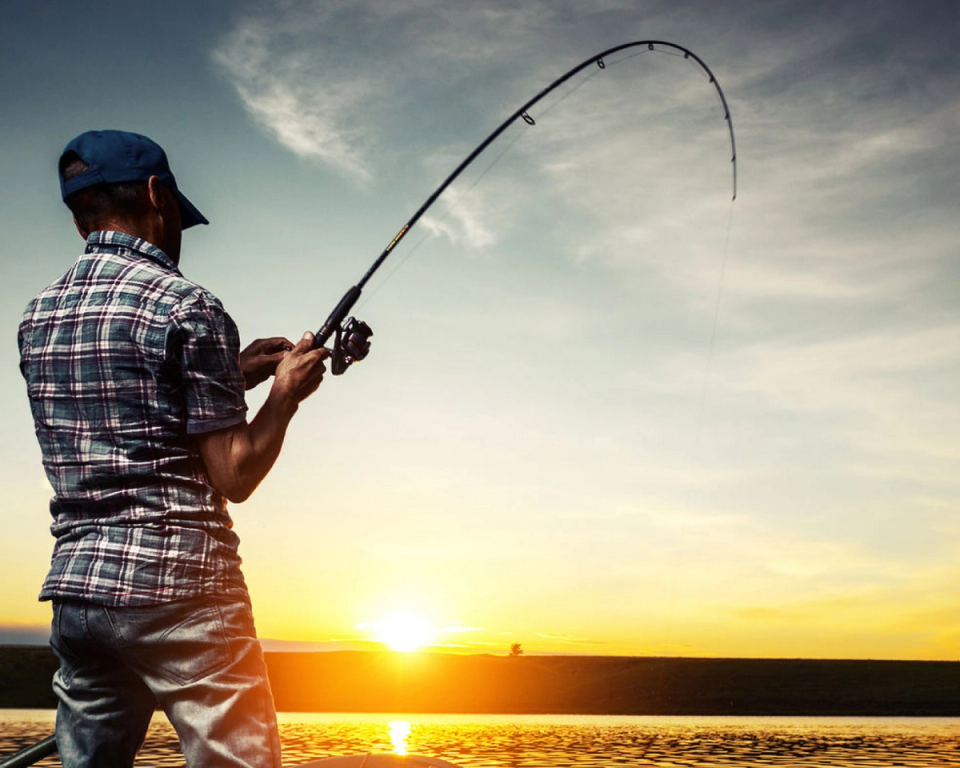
left=1, top=0, right=959, bottom=658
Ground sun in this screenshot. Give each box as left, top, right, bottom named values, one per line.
left=372, top=612, right=435, bottom=652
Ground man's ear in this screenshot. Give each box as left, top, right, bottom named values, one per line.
left=72, top=215, right=90, bottom=240
left=147, top=175, right=165, bottom=213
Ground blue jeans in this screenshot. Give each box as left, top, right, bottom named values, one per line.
left=50, top=596, right=282, bottom=768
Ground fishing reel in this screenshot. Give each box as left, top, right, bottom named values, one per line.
left=330, top=316, right=373, bottom=375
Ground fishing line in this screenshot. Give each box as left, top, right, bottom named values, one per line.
left=650, top=197, right=737, bottom=704
left=695, top=201, right=736, bottom=452
left=354, top=44, right=723, bottom=319
left=354, top=55, right=619, bottom=313
left=354, top=125, right=528, bottom=313
left=313, top=40, right=737, bottom=358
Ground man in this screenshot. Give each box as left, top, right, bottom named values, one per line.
left=18, top=130, right=342, bottom=768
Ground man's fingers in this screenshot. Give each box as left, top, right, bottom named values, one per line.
left=243, top=336, right=294, bottom=355
left=263, top=336, right=295, bottom=354
left=291, top=331, right=315, bottom=353
left=295, top=333, right=330, bottom=360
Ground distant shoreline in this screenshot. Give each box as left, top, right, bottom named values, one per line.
left=2, top=646, right=959, bottom=716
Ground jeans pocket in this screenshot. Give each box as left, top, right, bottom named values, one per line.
left=146, top=602, right=235, bottom=686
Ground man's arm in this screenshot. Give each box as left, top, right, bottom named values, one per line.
left=195, top=332, right=328, bottom=503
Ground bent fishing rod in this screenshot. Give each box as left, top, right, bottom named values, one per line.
left=315, top=40, right=737, bottom=372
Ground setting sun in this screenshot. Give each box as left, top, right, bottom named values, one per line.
left=366, top=612, right=436, bottom=652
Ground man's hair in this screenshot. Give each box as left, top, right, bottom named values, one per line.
left=59, top=151, right=152, bottom=232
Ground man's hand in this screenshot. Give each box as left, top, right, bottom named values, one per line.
left=240, top=336, right=294, bottom=390
left=272, top=332, right=330, bottom=406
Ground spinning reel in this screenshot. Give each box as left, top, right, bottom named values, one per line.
left=330, top=316, right=373, bottom=375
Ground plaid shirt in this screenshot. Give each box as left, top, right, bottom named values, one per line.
left=19, top=231, right=250, bottom=606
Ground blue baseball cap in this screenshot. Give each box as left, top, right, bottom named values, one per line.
left=59, top=130, right=209, bottom=229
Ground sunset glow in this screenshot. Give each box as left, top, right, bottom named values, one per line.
left=364, top=613, right=436, bottom=653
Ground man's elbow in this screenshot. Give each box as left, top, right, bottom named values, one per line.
left=196, top=424, right=261, bottom=504
left=201, top=457, right=259, bottom=503
left=211, top=474, right=258, bottom=504
left=222, top=486, right=254, bottom=504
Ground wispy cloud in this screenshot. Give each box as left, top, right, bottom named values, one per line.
left=211, top=0, right=745, bottom=245
left=213, top=12, right=375, bottom=179
left=711, top=322, right=960, bottom=467
left=536, top=631, right=607, bottom=646
left=440, top=622, right=486, bottom=635
left=212, top=0, right=567, bottom=182
left=420, top=194, right=499, bottom=251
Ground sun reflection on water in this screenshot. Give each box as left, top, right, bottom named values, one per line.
left=388, top=720, right=411, bottom=755
left=5, top=712, right=959, bottom=768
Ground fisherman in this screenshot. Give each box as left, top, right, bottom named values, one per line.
left=18, top=130, right=351, bottom=768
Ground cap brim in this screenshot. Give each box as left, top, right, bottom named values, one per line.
left=174, top=189, right=208, bottom=229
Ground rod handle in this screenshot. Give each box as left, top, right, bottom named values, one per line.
left=314, top=285, right=362, bottom=349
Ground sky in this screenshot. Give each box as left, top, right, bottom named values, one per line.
left=1, top=0, right=958, bottom=660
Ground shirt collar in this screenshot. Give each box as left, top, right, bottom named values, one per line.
left=84, top=231, right=181, bottom=274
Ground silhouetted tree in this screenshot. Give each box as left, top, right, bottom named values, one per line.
left=509, top=643, right=523, bottom=657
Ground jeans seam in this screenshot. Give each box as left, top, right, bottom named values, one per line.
left=157, top=601, right=233, bottom=686
left=103, top=605, right=126, bottom=648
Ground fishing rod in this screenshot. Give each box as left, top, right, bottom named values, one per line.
left=0, top=735, right=56, bottom=768
left=316, top=40, right=737, bottom=371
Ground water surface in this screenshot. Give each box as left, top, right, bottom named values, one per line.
left=2, top=710, right=958, bottom=767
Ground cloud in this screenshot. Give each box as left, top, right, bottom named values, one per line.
left=213, top=12, right=374, bottom=179
left=211, top=1, right=746, bottom=248
left=725, top=558, right=960, bottom=655
left=475, top=6, right=960, bottom=335
left=259, top=638, right=370, bottom=652
left=212, top=0, right=559, bottom=178
left=439, top=622, right=486, bottom=635
left=420, top=194, right=498, bottom=251
left=710, top=321, right=960, bottom=467
left=624, top=500, right=889, bottom=583
left=535, top=631, right=608, bottom=646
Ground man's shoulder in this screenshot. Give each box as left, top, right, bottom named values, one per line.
left=85, top=246, right=226, bottom=320
left=19, top=266, right=73, bottom=331
left=19, top=248, right=227, bottom=341
left=101, top=247, right=205, bottom=298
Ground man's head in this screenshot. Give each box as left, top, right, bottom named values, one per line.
left=59, top=130, right=208, bottom=264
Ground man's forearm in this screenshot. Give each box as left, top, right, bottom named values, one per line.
left=196, top=389, right=299, bottom=503
left=196, top=331, right=328, bottom=503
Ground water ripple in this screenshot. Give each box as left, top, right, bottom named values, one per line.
left=1, top=712, right=958, bottom=767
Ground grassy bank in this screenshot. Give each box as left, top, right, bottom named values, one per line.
left=2, top=646, right=958, bottom=715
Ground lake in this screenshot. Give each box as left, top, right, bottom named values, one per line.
left=1, top=710, right=959, bottom=766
